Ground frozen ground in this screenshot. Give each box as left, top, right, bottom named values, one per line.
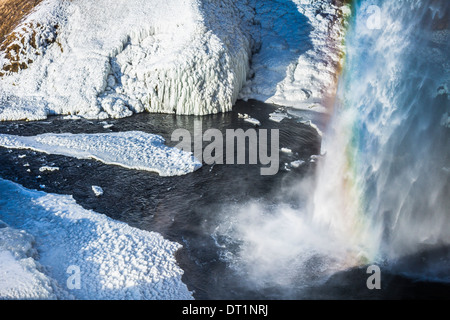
left=0, top=178, right=193, bottom=300
left=0, top=0, right=346, bottom=120
left=0, top=131, right=202, bottom=176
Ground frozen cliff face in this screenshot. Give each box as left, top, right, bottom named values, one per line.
left=0, top=0, right=345, bottom=120
left=0, top=0, right=252, bottom=120
left=239, top=0, right=349, bottom=112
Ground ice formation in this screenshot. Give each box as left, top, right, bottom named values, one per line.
left=0, top=0, right=349, bottom=300
left=238, top=0, right=348, bottom=112
left=0, top=131, right=202, bottom=176
left=91, top=185, right=104, bottom=197
left=39, top=166, right=59, bottom=172
left=280, top=147, right=293, bottom=154
left=0, top=178, right=193, bottom=300
left=268, top=109, right=291, bottom=123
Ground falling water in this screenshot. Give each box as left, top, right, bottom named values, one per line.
left=314, top=0, right=450, bottom=278
left=212, top=0, right=450, bottom=294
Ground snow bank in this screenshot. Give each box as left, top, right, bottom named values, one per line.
left=0, top=131, right=201, bottom=176
left=0, top=0, right=347, bottom=120
left=0, top=0, right=251, bottom=120
left=0, top=221, right=61, bottom=299
left=239, top=0, right=349, bottom=112
left=269, top=109, right=291, bottom=123
left=0, top=178, right=193, bottom=300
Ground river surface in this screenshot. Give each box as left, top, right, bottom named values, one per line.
left=1, top=98, right=449, bottom=299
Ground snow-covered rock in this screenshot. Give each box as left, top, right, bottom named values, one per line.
left=0, top=0, right=252, bottom=120
left=0, top=0, right=346, bottom=120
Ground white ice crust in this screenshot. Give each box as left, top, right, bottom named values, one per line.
left=0, top=178, right=193, bottom=300
left=0, top=131, right=202, bottom=176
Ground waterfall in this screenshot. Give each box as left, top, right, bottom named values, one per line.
left=313, top=0, right=450, bottom=275
left=213, top=0, right=449, bottom=291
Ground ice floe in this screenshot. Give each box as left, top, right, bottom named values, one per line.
left=91, top=185, right=104, bottom=197
left=0, top=131, right=201, bottom=176
left=0, top=178, right=193, bottom=300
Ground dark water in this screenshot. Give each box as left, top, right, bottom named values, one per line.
left=0, top=99, right=449, bottom=299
